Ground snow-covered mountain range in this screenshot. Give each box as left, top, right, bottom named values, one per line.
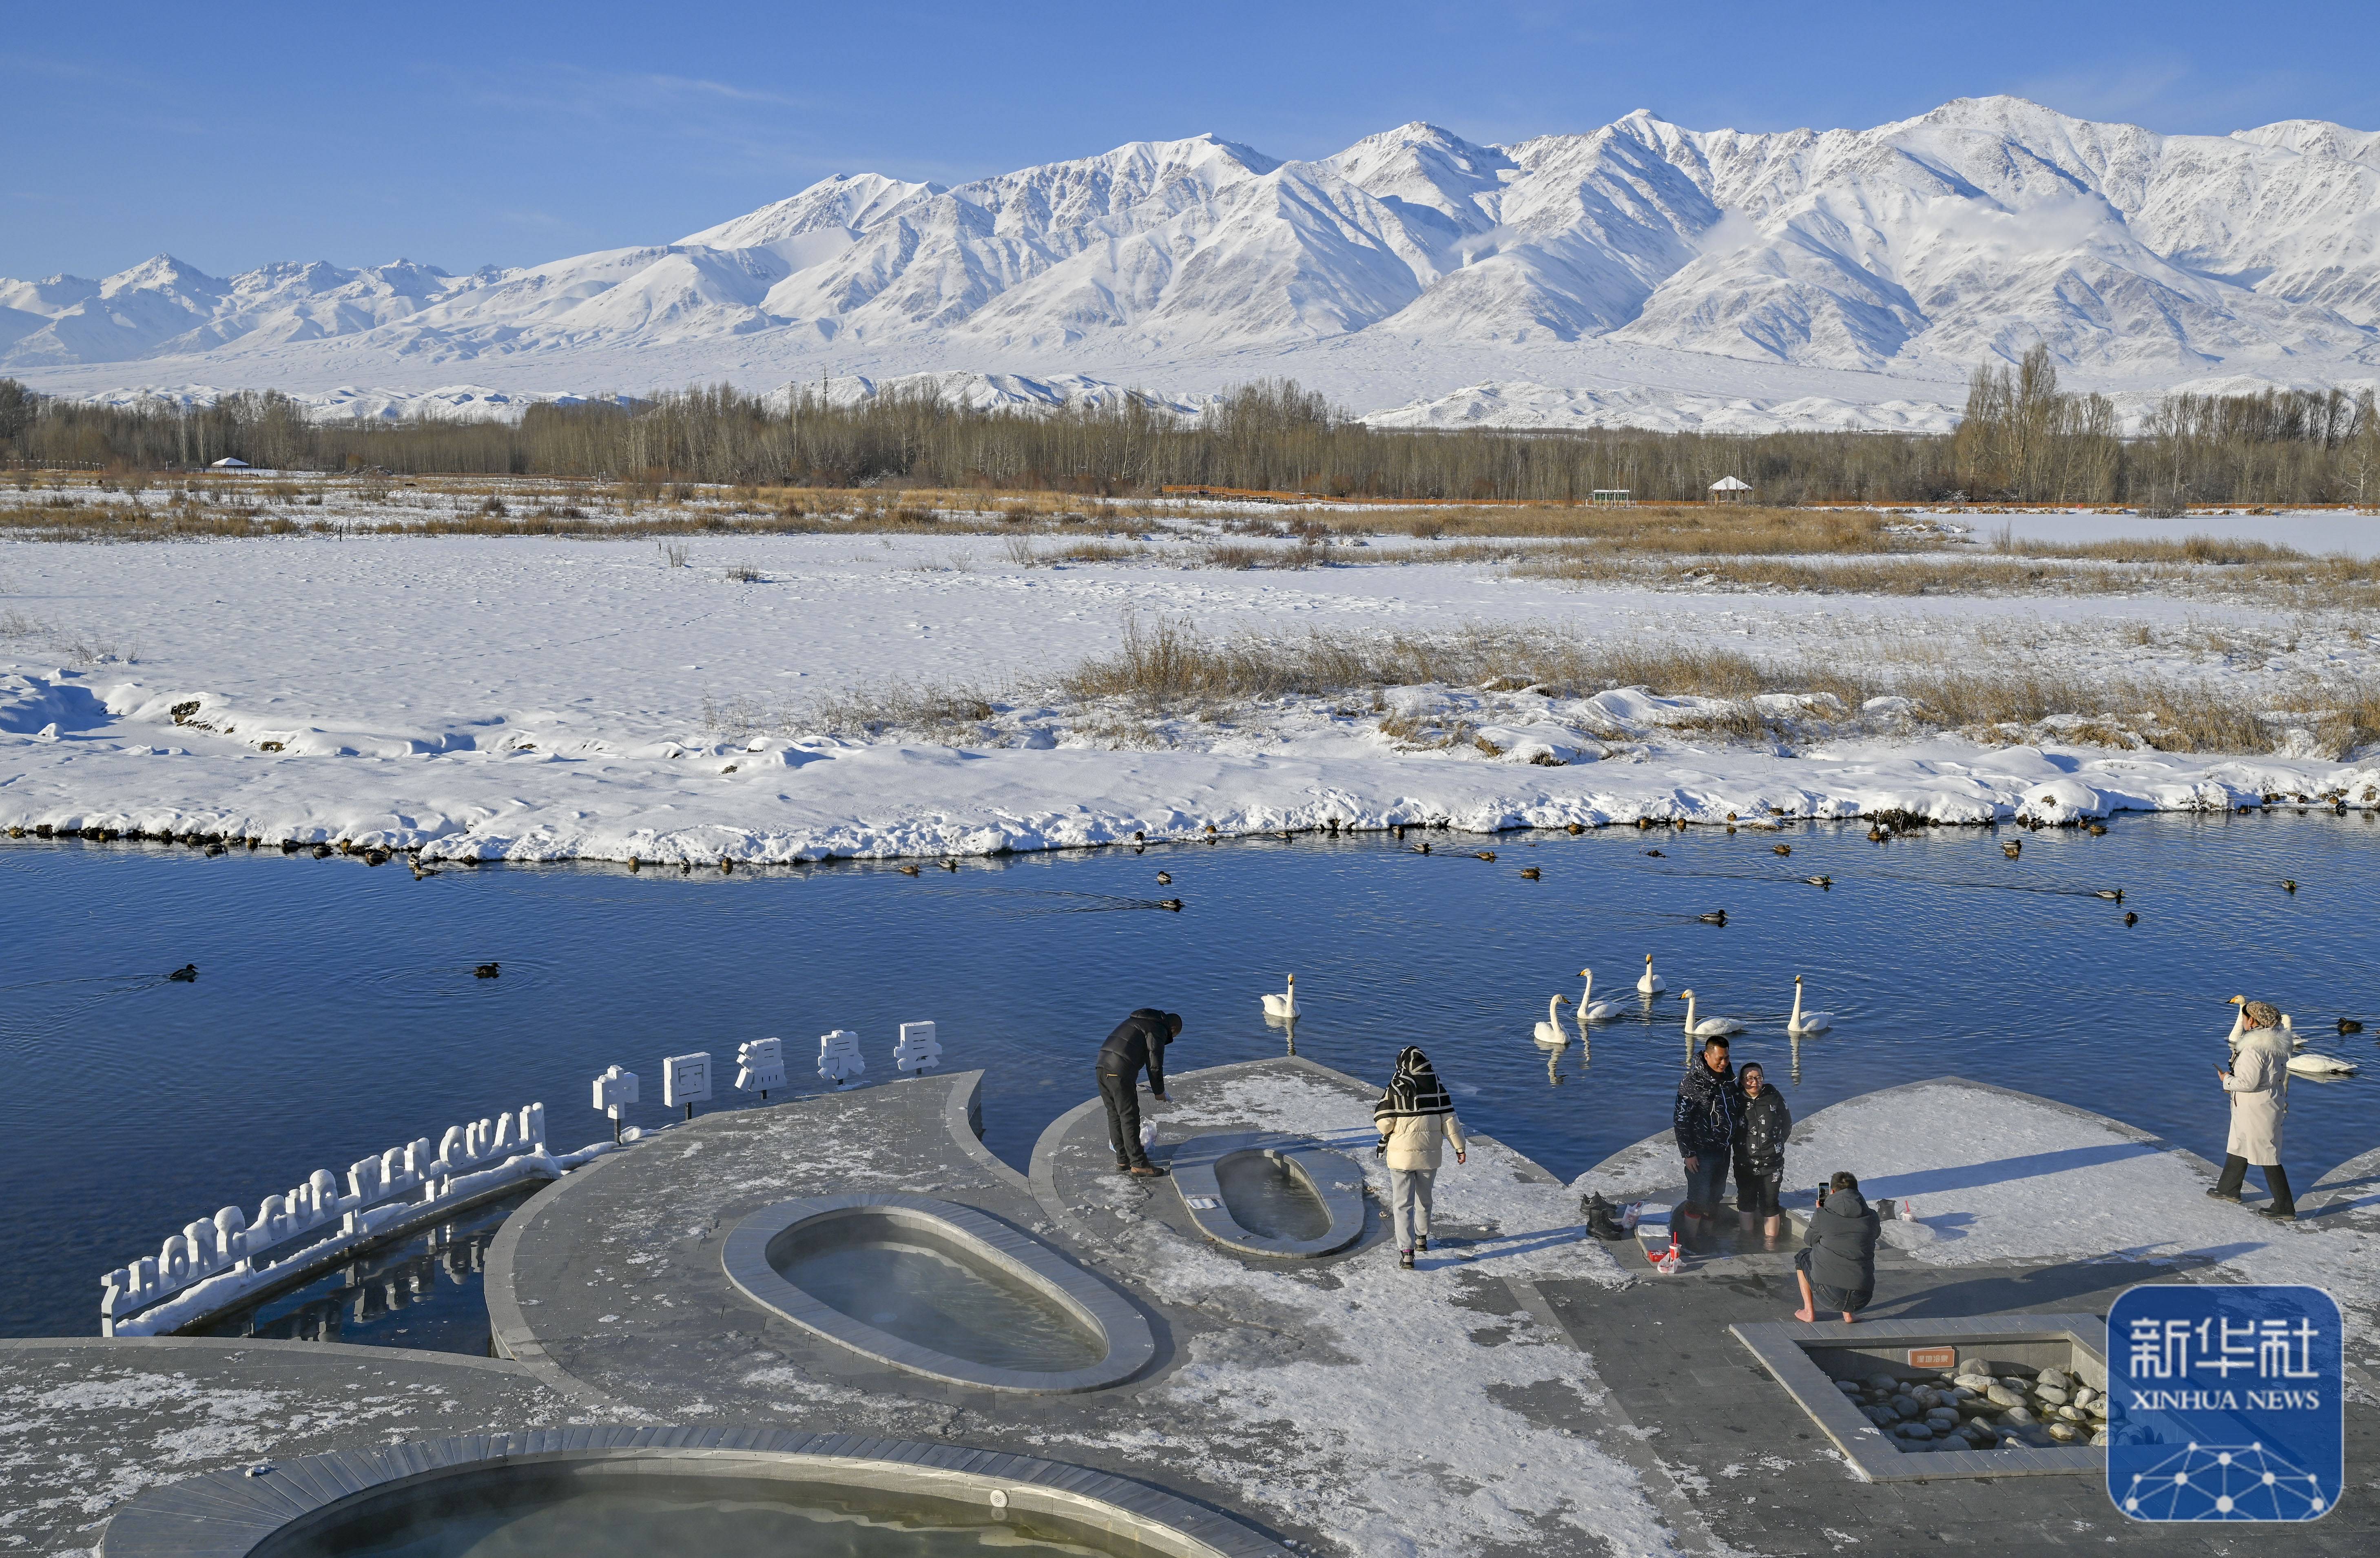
left=9, top=97, right=2380, bottom=429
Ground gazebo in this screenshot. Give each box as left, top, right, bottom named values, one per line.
left=209, top=457, right=251, bottom=470
left=1709, top=475, right=1751, bottom=504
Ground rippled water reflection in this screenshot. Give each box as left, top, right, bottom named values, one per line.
left=4, top=808, right=2375, bottom=1338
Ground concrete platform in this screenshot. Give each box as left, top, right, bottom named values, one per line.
left=14, top=1064, right=2380, bottom=1558
left=0, top=1337, right=579, bottom=1558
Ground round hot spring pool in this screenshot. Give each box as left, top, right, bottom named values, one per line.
left=261, top=1462, right=1103, bottom=1558
left=721, top=1194, right=1157, bottom=1392
left=100, top=1432, right=1286, bottom=1558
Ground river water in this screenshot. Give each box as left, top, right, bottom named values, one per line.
left=4, top=810, right=2375, bottom=1341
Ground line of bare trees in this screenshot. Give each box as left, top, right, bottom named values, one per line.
left=5, top=366, right=2378, bottom=507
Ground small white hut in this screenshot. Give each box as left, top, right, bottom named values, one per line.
left=1709, top=475, right=1751, bottom=504
left=209, top=457, right=251, bottom=470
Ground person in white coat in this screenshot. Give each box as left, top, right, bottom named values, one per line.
left=1374, top=1046, right=1467, bottom=1270
left=2210, top=999, right=2295, bottom=1219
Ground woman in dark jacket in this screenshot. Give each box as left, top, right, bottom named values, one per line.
left=1732, top=1062, right=1790, bottom=1239
left=1794, top=1170, right=1879, bottom=1323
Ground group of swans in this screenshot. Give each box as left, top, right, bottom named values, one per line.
left=1531, top=956, right=1834, bottom=1046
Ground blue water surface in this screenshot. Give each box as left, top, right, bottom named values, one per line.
left=3, top=810, right=2376, bottom=1339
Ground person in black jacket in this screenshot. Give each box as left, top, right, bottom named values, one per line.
left=1794, top=1170, right=1880, bottom=1322
left=1732, top=1062, right=1791, bottom=1240
left=1096, top=1008, right=1181, bottom=1176
left=1673, top=1036, right=1737, bottom=1223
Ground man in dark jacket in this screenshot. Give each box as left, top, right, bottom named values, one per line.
left=1097, top=1009, right=1181, bottom=1176
left=1794, top=1170, right=1880, bottom=1322
left=1673, top=1036, right=1736, bottom=1223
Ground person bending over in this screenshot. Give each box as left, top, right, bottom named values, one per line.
left=1794, top=1170, right=1880, bottom=1323
left=1097, top=1008, right=1180, bottom=1177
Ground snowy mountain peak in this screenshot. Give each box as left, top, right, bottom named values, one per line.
left=7, top=99, right=2380, bottom=403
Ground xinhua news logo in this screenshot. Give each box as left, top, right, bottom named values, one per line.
left=2107, top=1284, right=2342, bottom=1522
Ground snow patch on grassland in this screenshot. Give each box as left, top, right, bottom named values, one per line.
left=3, top=535, right=2375, bottom=862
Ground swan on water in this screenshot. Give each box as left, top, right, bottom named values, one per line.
left=2288, top=1051, right=2357, bottom=1076
left=2224, top=995, right=2247, bottom=1055
left=1261, top=974, right=1297, bottom=1021
left=1637, top=954, right=1667, bottom=995
left=1575, top=969, right=1621, bottom=1023
left=1787, top=975, right=1834, bottom=1036
left=1680, top=989, right=1745, bottom=1038
left=1534, top=993, right=1574, bottom=1045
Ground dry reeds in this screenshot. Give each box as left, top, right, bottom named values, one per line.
left=1052, top=616, right=2380, bottom=760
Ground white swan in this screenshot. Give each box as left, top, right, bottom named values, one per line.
left=2224, top=995, right=2247, bottom=1055
left=1576, top=969, right=1620, bottom=1023
left=2288, top=1051, right=2357, bottom=1076
left=1680, top=989, right=1745, bottom=1039
left=1534, top=993, right=1573, bottom=1046
left=1637, top=954, right=1666, bottom=995
left=2283, top=1013, right=2305, bottom=1049
left=1260, top=974, right=1297, bottom=1021
left=1787, top=975, right=1834, bottom=1036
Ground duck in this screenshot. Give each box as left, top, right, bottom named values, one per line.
left=2094, top=889, right=2124, bottom=902
left=1261, top=974, right=1298, bottom=1021
left=1698, top=910, right=1727, bottom=925
left=1534, top=993, right=1573, bottom=1046
left=1786, top=975, right=1833, bottom=1035
left=939, top=859, right=959, bottom=871
left=898, top=863, right=921, bottom=876
left=1680, top=989, right=1746, bottom=1038
left=2340, top=1018, right=2366, bottom=1035
left=410, top=861, right=438, bottom=880
left=1637, top=954, right=1666, bottom=995
left=1866, top=825, right=1888, bottom=842
left=1412, top=842, right=1432, bottom=855
left=2003, top=841, right=2022, bottom=858
left=2282, top=879, right=2297, bottom=894
left=1772, top=843, right=1792, bottom=856
left=1474, top=850, right=1497, bottom=862
left=2288, top=1052, right=2358, bottom=1077
left=1156, top=871, right=1172, bottom=885
left=1803, top=875, right=1833, bottom=888
left=1519, top=867, right=1541, bottom=880
left=474, top=963, right=500, bottom=979
left=168, top=963, right=198, bottom=982
left=1644, top=848, right=1665, bottom=857
left=627, top=857, right=641, bottom=872
left=1575, top=969, right=1620, bottom=1023
left=2124, top=911, right=2138, bottom=926
left=1157, top=898, right=1184, bottom=911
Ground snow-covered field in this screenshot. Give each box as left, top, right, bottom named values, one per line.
left=5, top=505, right=2377, bottom=862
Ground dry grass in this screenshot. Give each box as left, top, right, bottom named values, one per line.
left=1995, top=531, right=2311, bottom=566
left=1053, top=616, right=2380, bottom=760
left=1510, top=547, right=2380, bottom=609
left=1302, top=502, right=1914, bottom=553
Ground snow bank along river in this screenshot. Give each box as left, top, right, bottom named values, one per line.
left=3, top=809, right=2374, bottom=1341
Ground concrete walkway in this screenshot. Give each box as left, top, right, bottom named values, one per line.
left=10, top=1066, right=2378, bottom=1558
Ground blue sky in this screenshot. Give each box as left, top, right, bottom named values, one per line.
left=6, top=0, right=2376, bottom=280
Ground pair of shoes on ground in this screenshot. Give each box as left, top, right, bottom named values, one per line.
left=1115, top=1162, right=1167, bottom=1177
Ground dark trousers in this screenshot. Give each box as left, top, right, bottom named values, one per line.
left=1098, top=1068, right=1148, bottom=1169
left=2214, top=1154, right=2294, bottom=1213
left=1682, top=1153, right=1729, bottom=1216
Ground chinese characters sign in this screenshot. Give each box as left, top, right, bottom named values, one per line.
left=2108, top=1284, right=2341, bottom=1522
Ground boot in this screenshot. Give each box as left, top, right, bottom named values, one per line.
left=2257, top=1164, right=2296, bottom=1219
left=2207, top=1155, right=2248, bottom=1202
